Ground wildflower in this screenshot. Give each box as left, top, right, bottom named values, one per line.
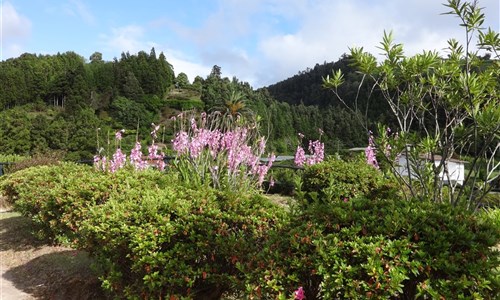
left=115, top=129, right=125, bottom=141
left=151, top=123, right=160, bottom=139
left=294, top=146, right=306, bottom=167
left=130, top=142, right=147, bottom=170
left=294, top=287, right=305, bottom=300
left=298, top=132, right=305, bottom=139
left=307, top=140, right=324, bottom=165
left=110, top=148, right=126, bottom=173
left=172, top=131, right=190, bottom=154
left=365, top=132, right=379, bottom=169
left=190, top=118, right=197, bottom=131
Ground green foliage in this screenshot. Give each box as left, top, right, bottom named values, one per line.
left=164, top=98, right=204, bottom=110
left=300, top=156, right=399, bottom=204
left=323, top=0, right=500, bottom=208
left=110, top=96, right=156, bottom=130
left=79, top=186, right=286, bottom=299
left=176, top=72, right=191, bottom=89
left=0, top=164, right=172, bottom=244
left=244, top=197, right=500, bottom=299
left=0, top=154, right=29, bottom=163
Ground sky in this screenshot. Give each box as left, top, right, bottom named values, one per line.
left=1, top=0, right=499, bottom=88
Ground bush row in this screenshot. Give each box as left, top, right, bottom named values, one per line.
left=1, top=161, right=499, bottom=299
left=245, top=197, right=500, bottom=299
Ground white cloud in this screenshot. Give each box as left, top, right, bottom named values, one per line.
left=101, top=25, right=150, bottom=55
left=167, top=52, right=211, bottom=82
left=65, top=0, right=96, bottom=25
left=251, top=0, right=500, bottom=86
left=100, top=25, right=211, bottom=81
left=1, top=1, right=31, bottom=59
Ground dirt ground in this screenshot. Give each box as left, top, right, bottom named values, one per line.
left=0, top=209, right=108, bottom=300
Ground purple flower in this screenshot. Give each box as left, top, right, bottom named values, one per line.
left=294, top=287, right=305, bottom=300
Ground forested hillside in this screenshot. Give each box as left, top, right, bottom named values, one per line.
left=0, top=50, right=378, bottom=160
left=266, top=55, right=393, bottom=127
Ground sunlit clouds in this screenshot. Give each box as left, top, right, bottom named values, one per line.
left=2, top=0, right=499, bottom=86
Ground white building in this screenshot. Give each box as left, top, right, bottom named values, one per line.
left=396, top=154, right=466, bottom=185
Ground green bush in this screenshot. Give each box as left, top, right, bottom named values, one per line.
left=244, top=197, right=500, bottom=299
left=0, top=164, right=173, bottom=244
left=78, top=186, right=287, bottom=299
left=300, top=157, right=399, bottom=204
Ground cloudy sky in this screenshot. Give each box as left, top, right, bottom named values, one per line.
left=1, top=0, right=499, bottom=87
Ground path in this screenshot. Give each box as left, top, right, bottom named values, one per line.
left=1, top=266, right=34, bottom=300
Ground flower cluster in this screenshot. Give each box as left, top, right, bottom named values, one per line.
left=294, top=133, right=325, bottom=167
left=294, top=287, right=305, bottom=300
left=365, top=131, right=379, bottom=169
left=94, top=125, right=165, bottom=172
left=171, top=115, right=275, bottom=189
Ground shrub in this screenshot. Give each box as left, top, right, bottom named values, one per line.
left=3, top=151, right=65, bottom=174
left=165, top=98, right=204, bottom=110
left=0, top=163, right=173, bottom=244
left=78, top=186, right=287, bottom=299
left=300, top=156, right=399, bottom=204
left=244, top=197, right=500, bottom=299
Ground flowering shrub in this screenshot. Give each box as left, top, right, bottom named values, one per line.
left=170, top=111, right=275, bottom=190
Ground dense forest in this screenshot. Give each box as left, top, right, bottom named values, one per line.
left=0, top=49, right=384, bottom=160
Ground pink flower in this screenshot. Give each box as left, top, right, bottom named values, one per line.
left=298, top=133, right=305, bottom=139
left=172, top=131, right=189, bottom=154
left=190, top=118, right=197, bottom=131
left=130, top=142, right=147, bottom=170
left=151, top=123, right=160, bottom=139
left=307, top=140, right=324, bottom=165
left=294, top=146, right=306, bottom=167
left=365, top=145, right=379, bottom=169
left=115, top=129, right=125, bottom=141
left=110, top=148, right=126, bottom=173
left=294, top=287, right=305, bottom=300
left=365, top=132, right=379, bottom=169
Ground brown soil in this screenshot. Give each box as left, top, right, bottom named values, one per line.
left=0, top=209, right=108, bottom=300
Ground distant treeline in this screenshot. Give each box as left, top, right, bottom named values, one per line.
left=0, top=49, right=388, bottom=160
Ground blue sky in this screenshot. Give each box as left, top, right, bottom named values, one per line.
left=2, top=0, right=499, bottom=87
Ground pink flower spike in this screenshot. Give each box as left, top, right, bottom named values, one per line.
left=115, top=129, right=125, bottom=141
left=294, top=146, right=306, bottom=167
left=294, top=287, right=305, bottom=300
